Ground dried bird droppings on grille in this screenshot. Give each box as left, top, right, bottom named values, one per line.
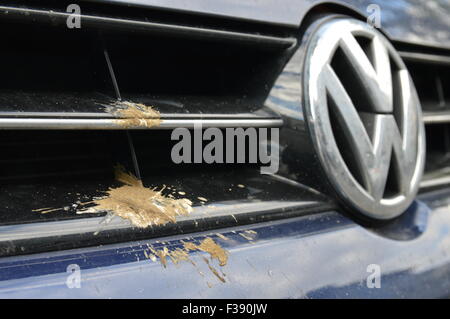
left=216, top=233, right=229, bottom=241
left=184, top=237, right=228, bottom=267
left=203, top=257, right=226, bottom=283
left=146, top=237, right=229, bottom=283
left=238, top=230, right=258, bottom=241
left=32, top=207, right=60, bottom=214
left=105, top=100, right=161, bottom=128
left=239, top=233, right=254, bottom=241
left=33, top=199, right=97, bottom=216
left=78, top=165, right=193, bottom=228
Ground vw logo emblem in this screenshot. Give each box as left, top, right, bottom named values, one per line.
left=303, top=18, right=426, bottom=220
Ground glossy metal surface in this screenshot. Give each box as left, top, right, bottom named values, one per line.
left=400, top=52, right=450, bottom=66
left=303, top=18, right=425, bottom=219
left=94, top=0, right=450, bottom=50
left=421, top=175, right=450, bottom=190
left=0, top=118, right=283, bottom=130
left=423, top=111, right=450, bottom=124
left=0, top=4, right=289, bottom=125
left=264, top=13, right=441, bottom=208
left=1, top=187, right=450, bottom=298
left=0, top=6, right=295, bottom=48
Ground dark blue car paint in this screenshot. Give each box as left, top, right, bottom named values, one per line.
left=1, top=188, right=450, bottom=298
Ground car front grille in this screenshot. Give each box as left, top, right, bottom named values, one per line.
left=0, top=4, right=293, bottom=128
left=2, top=3, right=450, bottom=256
left=398, top=45, right=450, bottom=189
left=0, top=3, right=340, bottom=257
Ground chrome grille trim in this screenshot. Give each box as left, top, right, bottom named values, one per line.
left=400, top=51, right=450, bottom=66
left=423, top=111, right=450, bottom=124
left=0, top=118, right=283, bottom=130
left=0, top=6, right=296, bottom=49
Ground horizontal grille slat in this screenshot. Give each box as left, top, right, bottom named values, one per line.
left=422, top=111, right=450, bottom=124
left=0, top=118, right=283, bottom=129
left=0, top=5, right=296, bottom=49
left=0, top=3, right=315, bottom=258
left=401, top=46, right=450, bottom=189
left=0, top=4, right=289, bottom=130
left=400, top=51, right=450, bottom=66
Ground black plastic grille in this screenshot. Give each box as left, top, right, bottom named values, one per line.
left=402, top=50, right=450, bottom=187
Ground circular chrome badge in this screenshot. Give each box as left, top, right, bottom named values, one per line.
left=303, top=18, right=425, bottom=220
